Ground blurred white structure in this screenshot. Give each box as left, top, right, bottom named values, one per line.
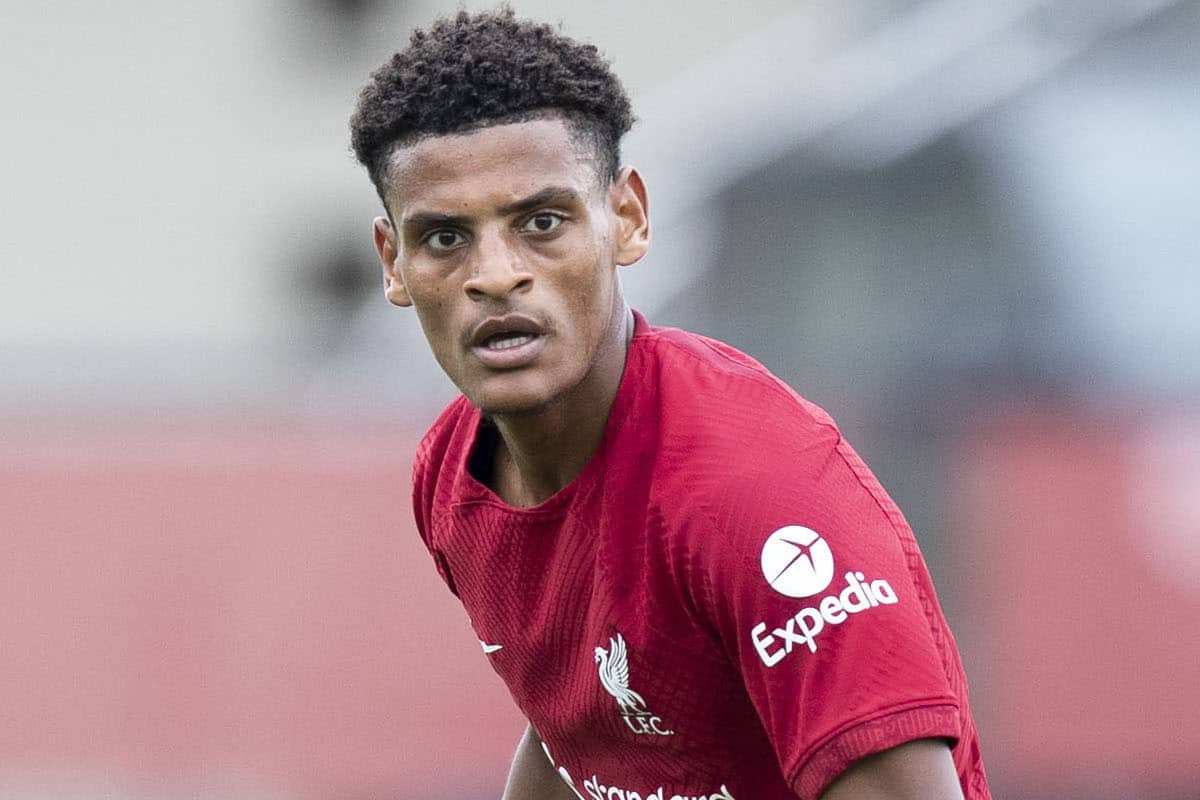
left=1, top=0, right=1196, bottom=413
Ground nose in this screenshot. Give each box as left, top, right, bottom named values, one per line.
left=463, top=230, right=533, bottom=302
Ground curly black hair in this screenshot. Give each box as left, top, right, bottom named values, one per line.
left=350, top=8, right=634, bottom=207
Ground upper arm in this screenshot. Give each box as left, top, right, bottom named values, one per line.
left=819, top=738, right=964, bottom=800
left=501, top=724, right=583, bottom=800
left=681, top=412, right=965, bottom=798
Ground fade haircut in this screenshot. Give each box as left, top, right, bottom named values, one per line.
left=350, top=7, right=635, bottom=210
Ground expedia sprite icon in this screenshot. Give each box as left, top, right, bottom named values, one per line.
left=760, top=525, right=835, bottom=598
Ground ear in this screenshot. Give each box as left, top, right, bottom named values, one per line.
left=610, top=167, right=651, bottom=267
left=373, top=216, right=412, bottom=307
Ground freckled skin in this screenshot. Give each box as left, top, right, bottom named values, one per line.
left=371, top=117, right=651, bottom=505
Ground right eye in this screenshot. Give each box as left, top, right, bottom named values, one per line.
left=424, top=229, right=466, bottom=252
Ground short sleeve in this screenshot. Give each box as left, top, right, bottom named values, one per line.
left=690, top=419, right=961, bottom=799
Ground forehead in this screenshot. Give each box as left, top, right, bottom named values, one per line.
left=384, top=118, right=598, bottom=217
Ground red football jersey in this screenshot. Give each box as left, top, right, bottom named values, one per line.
left=412, top=311, right=989, bottom=800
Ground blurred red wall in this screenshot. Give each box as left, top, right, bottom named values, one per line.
left=0, top=416, right=524, bottom=799
left=954, top=411, right=1200, bottom=797
left=3, top=409, right=1198, bottom=797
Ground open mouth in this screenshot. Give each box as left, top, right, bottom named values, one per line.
left=483, top=332, right=538, bottom=350
left=469, top=317, right=547, bottom=369
left=469, top=314, right=547, bottom=368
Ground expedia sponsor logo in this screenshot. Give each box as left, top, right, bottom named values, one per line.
left=751, top=570, right=898, bottom=667
left=582, top=777, right=736, bottom=800
left=760, top=525, right=835, bottom=598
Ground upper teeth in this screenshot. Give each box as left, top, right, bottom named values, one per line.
left=486, top=334, right=534, bottom=350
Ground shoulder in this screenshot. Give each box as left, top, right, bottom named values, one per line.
left=632, top=322, right=844, bottom=507
left=413, top=394, right=475, bottom=480
left=411, top=395, right=476, bottom=545
left=634, top=324, right=910, bottom=582
left=636, top=322, right=837, bottom=435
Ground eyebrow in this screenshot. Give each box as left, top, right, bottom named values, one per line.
left=401, top=186, right=583, bottom=232
left=498, top=186, right=582, bottom=216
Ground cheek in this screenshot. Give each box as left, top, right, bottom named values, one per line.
left=408, top=287, right=459, bottom=350
left=404, top=265, right=453, bottom=311
left=560, top=257, right=617, bottom=341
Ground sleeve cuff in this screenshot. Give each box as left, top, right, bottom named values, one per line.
left=790, top=703, right=961, bottom=800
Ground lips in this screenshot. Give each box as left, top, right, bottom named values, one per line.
left=468, top=313, right=547, bottom=369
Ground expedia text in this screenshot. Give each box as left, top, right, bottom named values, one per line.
left=751, top=571, right=898, bottom=667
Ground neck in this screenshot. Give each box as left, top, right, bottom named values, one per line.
left=490, top=306, right=634, bottom=507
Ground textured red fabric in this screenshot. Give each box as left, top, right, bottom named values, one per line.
left=412, top=311, right=989, bottom=799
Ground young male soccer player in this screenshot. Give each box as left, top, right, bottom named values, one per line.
left=351, top=9, right=989, bottom=799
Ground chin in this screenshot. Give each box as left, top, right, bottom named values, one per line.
left=476, top=399, right=552, bottom=418
left=465, top=376, right=558, bottom=418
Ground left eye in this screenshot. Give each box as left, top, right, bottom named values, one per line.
left=522, top=213, right=563, bottom=233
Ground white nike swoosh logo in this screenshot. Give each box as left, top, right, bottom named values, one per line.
left=480, top=641, right=503, bottom=654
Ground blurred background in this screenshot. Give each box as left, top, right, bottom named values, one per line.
left=3, top=0, right=1198, bottom=797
